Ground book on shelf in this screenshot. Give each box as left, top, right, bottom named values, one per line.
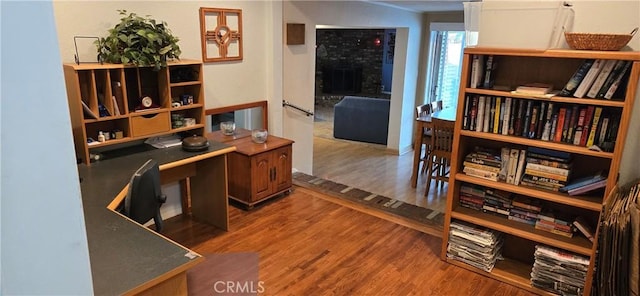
left=573, top=59, right=606, bottom=98
left=558, top=59, right=595, bottom=97
left=81, top=100, right=98, bottom=119
left=522, top=100, right=533, bottom=138
left=520, top=178, right=564, bottom=192
left=535, top=102, right=546, bottom=139
left=559, top=171, right=606, bottom=193
left=579, top=105, right=595, bottom=146
left=514, top=83, right=553, bottom=95
left=598, top=61, right=627, bottom=98
left=525, top=162, right=570, bottom=176
left=586, top=59, right=618, bottom=98
left=586, top=107, right=603, bottom=147
left=525, top=157, right=572, bottom=169
left=565, top=105, right=579, bottom=143
left=483, top=96, right=491, bottom=133
left=508, top=98, right=517, bottom=135
left=488, top=96, right=496, bottom=133
left=482, top=55, right=497, bottom=89
left=463, top=161, right=501, bottom=173
left=463, top=166, right=499, bottom=181
left=553, top=107, right=566, bottom=142
left=540, top=102, right=554, bottom=141
left=499, top=147, right=510, bottom=181
left=566, top=179, right=607, bottom=196
left=572, top=216, right=595, bottom=242
left=111, top=96, right=121, bottom=116
left=513, top=149, right=527, bottom=186
left=493, top=97, right=501, bottom=134
left=470, top=55, right=485, bottom=88
left=506, top=148, right=520, bottom=184
left=511, top=196, right=542, bottom=212
left=572, top=107, right=587, bottom=145
left=467, top=96, right=478, bottom=131
left=534, top=220, right=574, bottom=238
left=514, top=99, right=526, bottom=136
left=476, top=96, right=486, bottom=132
left=462, top=95, right=471, bottom=130
left=601, top=60, right=632, bottom=100
left=501, top=97, right=512, bottom=135
left=527, top=147, right=571, bottom=163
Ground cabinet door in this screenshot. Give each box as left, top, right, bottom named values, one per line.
left=251, top=152, right=273, bottom=201
left=272, top=145, right=293, bottom=193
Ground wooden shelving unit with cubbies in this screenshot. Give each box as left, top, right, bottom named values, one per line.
left=63, top=59, right=206, bottom=165
left=442, top=47, right=640, bottom=296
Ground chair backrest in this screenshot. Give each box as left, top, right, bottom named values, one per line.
left=431, top=118, right=455, bottom=156
left=416, top=103, right=432, bottom=118
left=431, top=100, right=443, bottom=112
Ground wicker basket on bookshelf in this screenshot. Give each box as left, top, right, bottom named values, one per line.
left=564, top=28, right=637, bottom=51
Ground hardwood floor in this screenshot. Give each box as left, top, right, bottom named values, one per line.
left=313, top=104, right=448, bottom=212
left=163, top=187, right=533, bottom=296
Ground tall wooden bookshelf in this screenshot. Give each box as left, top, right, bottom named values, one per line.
left=63, top=60, right=206, bottom=165
left=442, top=47, right=640, bottom=295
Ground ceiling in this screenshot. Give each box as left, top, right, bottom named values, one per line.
left=365, top=0, right=473, bottom=12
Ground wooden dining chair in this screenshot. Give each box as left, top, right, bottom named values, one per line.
left=425, top=117, right=455, bottom=195
left=416, top=104, right=433, bottom=174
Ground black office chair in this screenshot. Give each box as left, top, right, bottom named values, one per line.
left=122, top=159, right=167, bottom=232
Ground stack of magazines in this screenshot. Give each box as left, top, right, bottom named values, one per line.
left=594, top=179, right=639, bottom=296
left=446, top=221, right=503, bottom=272
left=530, top=245, right=589, bottom=295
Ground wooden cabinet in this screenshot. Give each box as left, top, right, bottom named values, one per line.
left=207, top=129, right=294, bottom=208
left=63, top=60, right=205, bottom=164
left=442, top=48, right=640, bottom=295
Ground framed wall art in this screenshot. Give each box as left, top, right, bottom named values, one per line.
left=199, top=7, right=243, bottom=62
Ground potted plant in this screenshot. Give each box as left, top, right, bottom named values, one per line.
left=97, top=10, right=181, bottom=70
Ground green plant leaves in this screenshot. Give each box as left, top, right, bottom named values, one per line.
left=96, top=10, right=180, bottom=71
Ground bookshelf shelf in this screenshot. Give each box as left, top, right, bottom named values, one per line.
left=452, top=206, right=593, bottom=255
left=446, top=257, right=554, bottom=296
left=459, top=130, right=615, bottom=159
left=442, top=47, right=640, bottom=296
left=455, top=173, right=603, bottom=211
left=466, top=88, right=627, bottom=108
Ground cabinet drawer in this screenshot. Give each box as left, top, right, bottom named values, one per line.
left=131, top=112, right=170, bottom=137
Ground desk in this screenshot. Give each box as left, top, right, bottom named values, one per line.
left=78, top=142, right=235, bottom=295
left=410, top=108, right=457, bottom=188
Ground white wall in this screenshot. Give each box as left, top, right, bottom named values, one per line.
left=478, top=0, right=640, bottom=184
left=1, top=1, right=93, bottom=294
left=283, top=1, right=426, bottom=174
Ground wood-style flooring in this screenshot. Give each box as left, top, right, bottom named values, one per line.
left=163, top=187, right=533, bottom=296
left=313, top=104, right=448, bottom=211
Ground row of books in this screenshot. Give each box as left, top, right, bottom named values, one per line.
left=469, top=55, right=631, bottom=101
left=461, top=95, right=621, bottom=151
left=531, top=245, right=590, bottom=295
left=459, top=183, right=595, bottom=240
left=463, top=146, right=607, bottom=196
left=559, top=59, right=632, bottom=100
left=446, top=221, right=503, bottom=272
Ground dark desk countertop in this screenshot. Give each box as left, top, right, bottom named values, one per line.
left=78, top=141, right=233, bottom=295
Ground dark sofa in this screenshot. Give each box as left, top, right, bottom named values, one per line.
left=333, top=96, right=390, bottom=145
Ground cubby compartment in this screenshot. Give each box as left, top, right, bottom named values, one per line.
left=85, top=118, right=130, bottom=145
left=170, top=84, right=202, bottom=106
left=63, top=60, right=205, bottom=165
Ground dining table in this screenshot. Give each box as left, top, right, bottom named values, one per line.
left=410, top=107, right=457, bottom=188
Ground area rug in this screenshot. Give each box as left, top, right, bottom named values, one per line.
left=292, top=172, right=444, bottom=229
